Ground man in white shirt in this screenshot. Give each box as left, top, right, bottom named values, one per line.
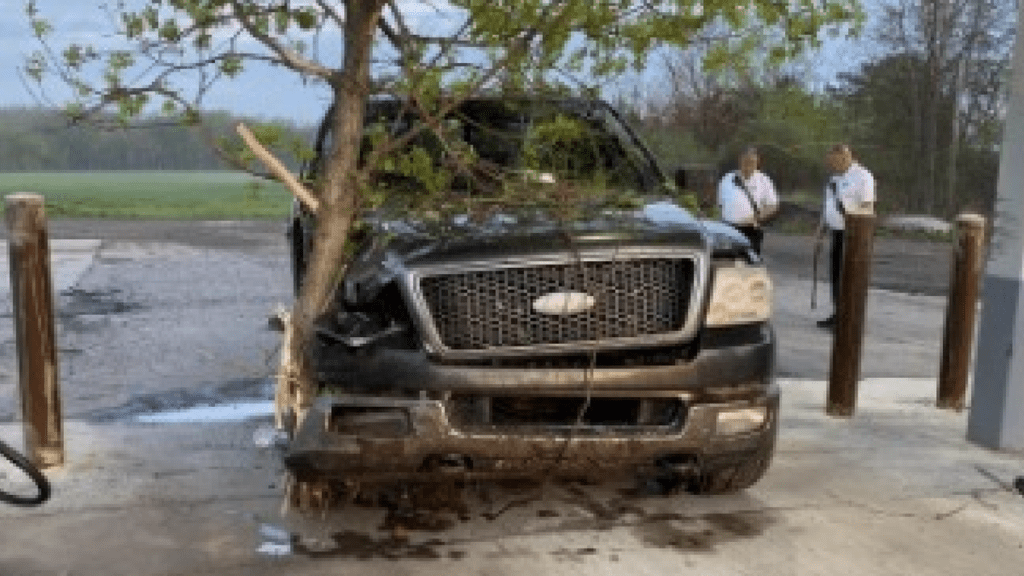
left=814, top=144, right=876, bottom=329
left=717, top=147, right=779, bottom=254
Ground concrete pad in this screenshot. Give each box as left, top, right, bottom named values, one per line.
left=2, top=377, right=1022, bottom=575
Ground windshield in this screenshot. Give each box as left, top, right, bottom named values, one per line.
left=309, top=98, right=665, bottom=196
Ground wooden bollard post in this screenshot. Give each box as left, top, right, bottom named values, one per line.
left=5, top=194, right=64, bottom=468
left=937, top=214, right=987, bottom=410
left=827, top=212, right=876, bottom=417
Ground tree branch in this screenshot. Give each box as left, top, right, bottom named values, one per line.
left=363, top=1, right=574, bottom=173
left=230, top=0, right=334, bottom=79
left=236, top=123, right=321, bottom=213
left=316, top=0, right=345, bottom=28
left=376, top=15, right=403, bottom=50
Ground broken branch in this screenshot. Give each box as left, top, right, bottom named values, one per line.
left=235, top=122, right=320, bottom=213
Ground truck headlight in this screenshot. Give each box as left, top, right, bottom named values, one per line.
left=705, top=265, right=772, bottom=327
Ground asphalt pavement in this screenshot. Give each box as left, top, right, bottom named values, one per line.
left=0, top=221, right=1020, bottom=576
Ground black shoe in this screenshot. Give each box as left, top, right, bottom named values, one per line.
left=816, top=315, right=836, bottom=329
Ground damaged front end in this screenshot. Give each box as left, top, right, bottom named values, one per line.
left=280, top=201, right=778, bottom=493
left=277, top=96, right=778, bottom=496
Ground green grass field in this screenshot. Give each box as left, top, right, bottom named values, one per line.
left=0, top=171, right=294, bottom=219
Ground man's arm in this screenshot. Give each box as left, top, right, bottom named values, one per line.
left=717, top=174, right=743, bottom=224
left=757, top=172, right=780, bottom=222
left=716, top=175, right=729, bottom=219
left=819, top=180, right=833, bottom=241
left=858, top=167, right=876, bottom=213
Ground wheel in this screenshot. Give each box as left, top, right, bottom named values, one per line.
left=688, top=420, right=777, bottom=495
left=0, top=438, right=51, bottom=506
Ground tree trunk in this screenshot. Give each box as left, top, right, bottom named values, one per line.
left=925, top=71, right=939, bottom=214
left=283, top=0, right=383, bottom=428
left=948, top=57, right=966, bottom=216
left=907, top=54, right=924, bottom=213
left=923, top=0, right=941, bottom=215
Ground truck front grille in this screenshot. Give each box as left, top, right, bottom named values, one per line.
left=419, top=258, right=694, bottom=350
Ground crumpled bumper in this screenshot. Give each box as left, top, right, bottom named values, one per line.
left=283, top=386, right=779, bottom=482
left=286, top=324, right=777, bottom=481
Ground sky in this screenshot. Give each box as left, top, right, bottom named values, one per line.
left=0, top=1, right=879, bottom=126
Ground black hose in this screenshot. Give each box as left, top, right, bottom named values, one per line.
left=0, top=437, right=51, bottom=506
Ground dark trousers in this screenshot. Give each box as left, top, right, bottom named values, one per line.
left=731, top=224, right=764, bottom=254
left=830, top=230, right=845, bottom=309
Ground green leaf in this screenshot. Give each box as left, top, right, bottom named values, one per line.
left=274, top=8, right=290, bottom=33
left=294, top=8, right=318, bottom=30
left=30, top=17, right=52, bottom=38
left=220, top=55, right=243, bottom=77
left=195, top=32, right=212, bottom=50
left=159, top=19, right=180, bottom=42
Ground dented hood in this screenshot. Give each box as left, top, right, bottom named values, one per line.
left=340, top=199, right=752, bottom=304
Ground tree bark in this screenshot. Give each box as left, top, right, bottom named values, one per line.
left=948, top=57, right=966, bottom=215
left=923, top=0, right=941, bottom=215
left=283, top=0, right=384, bottom=428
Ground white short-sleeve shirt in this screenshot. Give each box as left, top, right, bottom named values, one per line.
left=823, top=162, right=875, bottom=231
left=717, top=170, right=779, bottom=227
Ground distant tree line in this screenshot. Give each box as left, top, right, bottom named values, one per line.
left=626, top=0, right=1014, bottom=218
left=0, top=107, right=312, bottom=172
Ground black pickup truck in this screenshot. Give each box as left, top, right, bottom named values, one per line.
left=284, top=97, right=776, bottom=494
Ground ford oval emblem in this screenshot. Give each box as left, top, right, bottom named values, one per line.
left=532, top=291, right=596, bottom=316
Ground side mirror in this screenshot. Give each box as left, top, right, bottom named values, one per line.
left=673, top=168, right=687, bottom=190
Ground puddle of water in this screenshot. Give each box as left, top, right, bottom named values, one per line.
left=135, top=401, right=274, bottom=424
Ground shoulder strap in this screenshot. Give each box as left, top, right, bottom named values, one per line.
left=829, top=179, right=846, bottom=216
left=733, top=172, right=762, bottom=222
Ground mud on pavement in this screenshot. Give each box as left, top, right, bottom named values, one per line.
left=279, top=480, right=777, bottom=561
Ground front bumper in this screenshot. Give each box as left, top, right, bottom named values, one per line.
left=284, top=386, right=779, bottom=482
left=287, top=324, right=777, bottom=481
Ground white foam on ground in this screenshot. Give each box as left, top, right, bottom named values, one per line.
left=256, top=542, right=292, bottom=557
left=135, top=401, right=274, bottom=423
